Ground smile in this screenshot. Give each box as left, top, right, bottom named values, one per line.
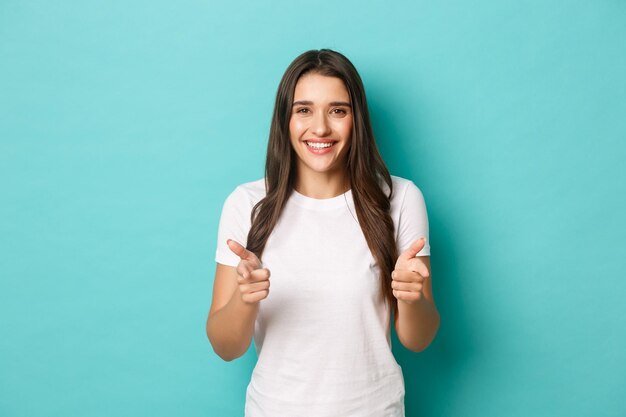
left=304, top=140, right=337, bottom=155
left=305, top=141, right=335, bottom=148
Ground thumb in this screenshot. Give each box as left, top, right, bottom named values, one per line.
left=227, top=239, right=257, bottom=262
left=400, top=237, right=426, bottom=260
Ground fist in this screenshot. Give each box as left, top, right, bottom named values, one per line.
left=391, top=237, right=430, bottom=305
left=227, top=239, right=271, bottom=304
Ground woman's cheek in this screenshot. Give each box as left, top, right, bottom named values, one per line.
left=292, top=118, right=308, bottom=133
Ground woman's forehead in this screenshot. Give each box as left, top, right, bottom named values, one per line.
left=293, top=73, right=350, bottom=102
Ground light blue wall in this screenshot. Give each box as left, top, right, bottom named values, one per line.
left=1, top=1, right=624, bottom=416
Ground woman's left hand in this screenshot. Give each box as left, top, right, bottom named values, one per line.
left=392, top=237, right=429, bottom=305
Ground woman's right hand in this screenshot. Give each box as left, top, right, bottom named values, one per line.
left=227, top=239, right=270, bottom=304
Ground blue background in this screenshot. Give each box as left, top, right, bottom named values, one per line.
left=1, top=1, right=625, bottom=416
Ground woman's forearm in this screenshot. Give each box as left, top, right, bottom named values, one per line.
left=206, top=290, right=259, bottom=361
left=395, top=296, right=440, bottom=352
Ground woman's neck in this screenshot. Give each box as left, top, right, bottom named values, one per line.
left=293, top=169, right=350, bottom=199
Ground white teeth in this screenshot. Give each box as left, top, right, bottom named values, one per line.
left=306, top=141, right=334, bottom=149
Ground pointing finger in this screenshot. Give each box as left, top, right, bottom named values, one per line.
left=407, top=258, right=430, bottom=278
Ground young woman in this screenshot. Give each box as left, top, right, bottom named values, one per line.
left=206, top=49, right=440, bottom=416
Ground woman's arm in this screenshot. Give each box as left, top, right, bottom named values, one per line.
left=391, top=237, right=440, bottom=352
left=394, top=255, right=440, bottom=352
left=206, top=263, right=259, bottom=361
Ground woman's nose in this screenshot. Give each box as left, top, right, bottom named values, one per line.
left=311, top=112, right=331, bottom=137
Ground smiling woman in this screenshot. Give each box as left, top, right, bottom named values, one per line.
left=206, top=49, right=439, bottom=417
left=289, top=73, right=353, bottom=195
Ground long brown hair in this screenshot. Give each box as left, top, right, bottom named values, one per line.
left=246, top=49, right=399, bottom=316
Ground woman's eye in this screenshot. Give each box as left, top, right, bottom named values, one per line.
left=296, top=108, right=310, bottom=114
left=332, top=108, right=347, bottom=115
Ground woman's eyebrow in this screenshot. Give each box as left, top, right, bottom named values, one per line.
left=292, top=100, right=352, bottom=107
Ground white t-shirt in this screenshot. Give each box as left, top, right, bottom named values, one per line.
left=215, top=175, right=430, bottom=417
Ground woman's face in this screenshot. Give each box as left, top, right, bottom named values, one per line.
left=289, top=73, right=353, bottom=178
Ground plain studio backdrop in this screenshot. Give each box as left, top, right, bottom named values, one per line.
left=1, top=1, right=624, bottom=416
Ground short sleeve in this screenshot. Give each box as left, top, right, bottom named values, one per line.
left=215, top=186, right=253, bottom=267
left=396, top=181, right=431, bottom=256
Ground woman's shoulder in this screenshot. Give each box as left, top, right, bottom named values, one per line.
left=390, top=174, right=413, bottom=189
left=387, top=175, right=424, bottom=200
left=234, top=177, right=266, bottom=194
left=386, top=175, right=428, bottom=219
left=225, top=178, right=267, bottom=205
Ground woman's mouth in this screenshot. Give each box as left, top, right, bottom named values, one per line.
left=304, top=140, right=337, bottom=154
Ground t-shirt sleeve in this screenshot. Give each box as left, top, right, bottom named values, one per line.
left=396, top=180, right=431, bottom=256
left=215, top=186, right=252, bottom=267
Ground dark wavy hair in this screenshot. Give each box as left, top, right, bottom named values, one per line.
left=246, top=49, right=399, bottom=316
